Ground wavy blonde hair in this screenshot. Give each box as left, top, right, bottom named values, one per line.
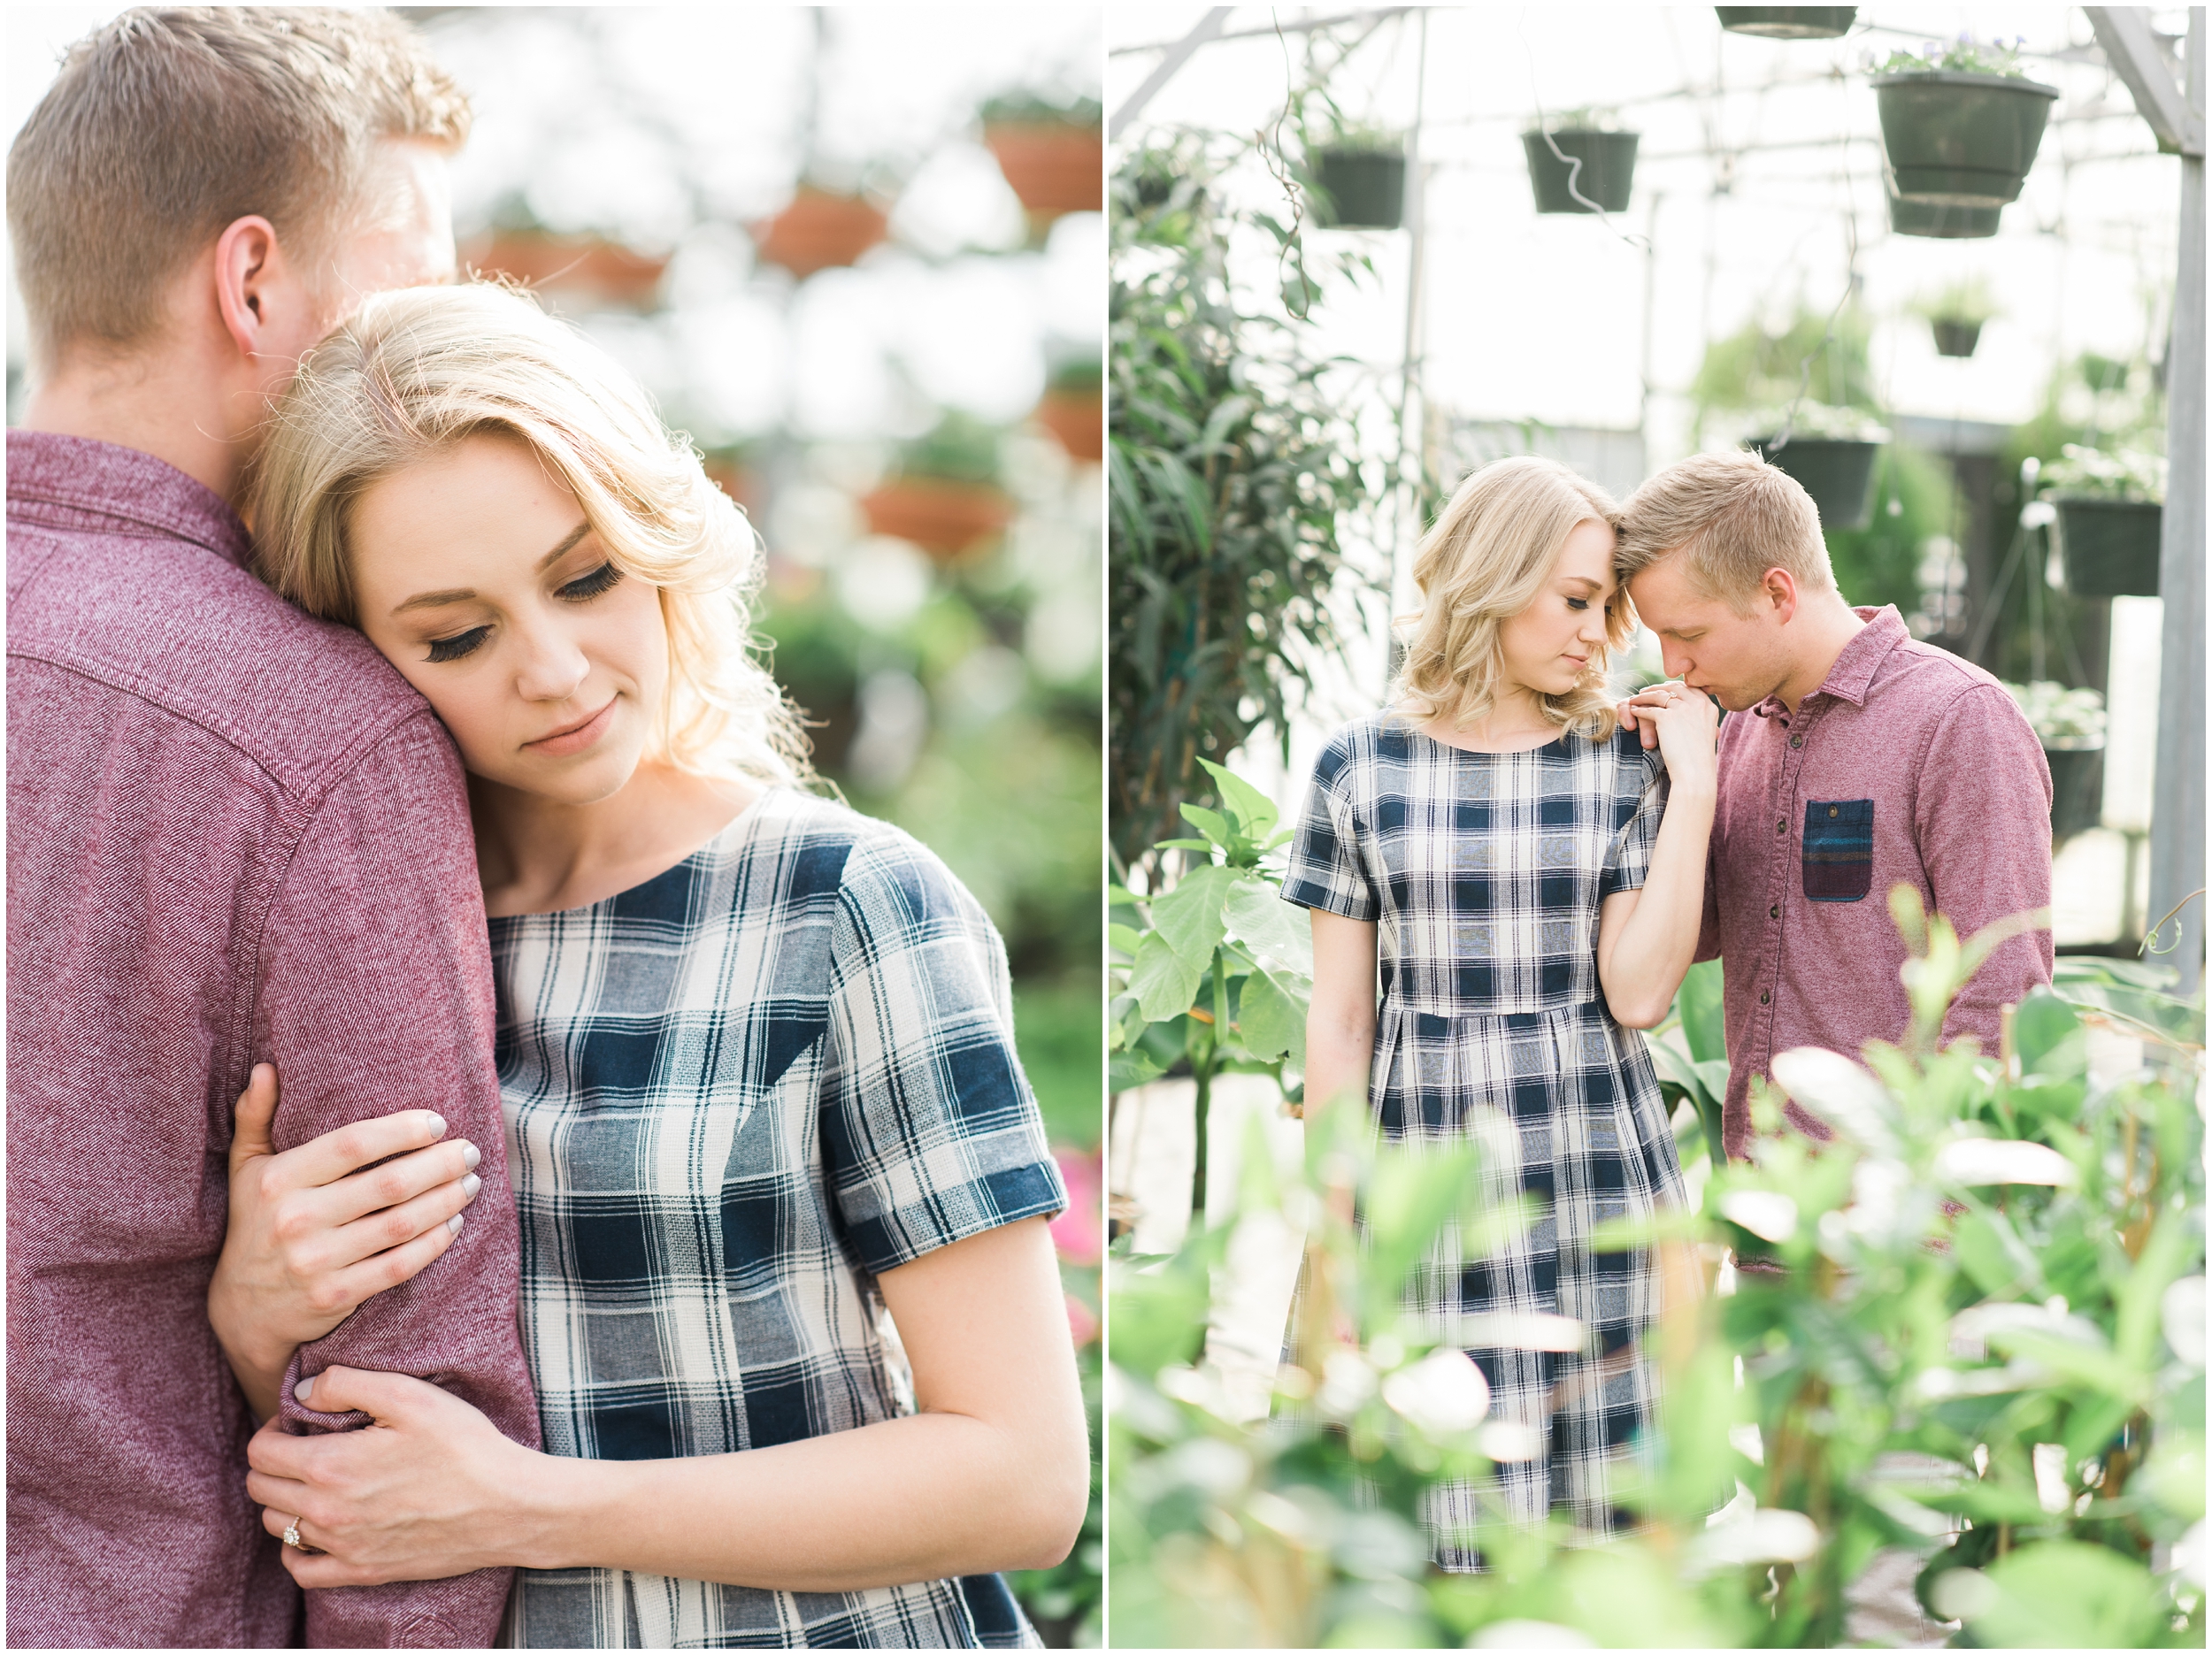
left=249, top=281, right=811, bottom=786
left=1394, top=456, right=1631, bottom=741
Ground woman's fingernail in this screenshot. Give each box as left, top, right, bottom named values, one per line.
left=296, top=1375, right=314, bottom=1403
left=425, top=1112, right=448, bottom=1139
left=461, top=1173, right=481, bottom=1199
left=447, top=1214, right=465, bottom=1236
left=461, top=1142, right=480, bottom=1170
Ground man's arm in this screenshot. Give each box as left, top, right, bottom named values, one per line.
left=251, top=712, right=538, bottom=1650
left=1915, top=684, right=2056, bottom=1046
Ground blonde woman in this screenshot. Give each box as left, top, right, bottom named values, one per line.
left=1284, top=456, right=1714, bottom=1564
left=207, top=283, right=1087, bottom=1647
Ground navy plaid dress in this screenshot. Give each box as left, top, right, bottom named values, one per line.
left=1282, top=713, right=1687, bottom=1566
left=488, top=788, right=1065, bottom=1647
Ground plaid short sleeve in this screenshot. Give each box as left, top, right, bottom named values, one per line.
left=1599, top=735, right=1671, bottom=900
left=823, top=832, right=1066, bottom=1276
left=1282, top=729, right=1380, bottom=920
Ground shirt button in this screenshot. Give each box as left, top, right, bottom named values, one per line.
left=1770, top=904, right=1780, bottom=919
left=1790, top=734, right=1803, bottom=748
left=1776, top=817, right=1787, bottom=834
left=1760, top=990, right=1771, bottom=1005
left=1829, top=806, right=1839, bottom=818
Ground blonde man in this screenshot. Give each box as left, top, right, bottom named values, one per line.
left=1616, top=449, right=2054, bottom=1166
left=7, top=11, right=536, bottom=1646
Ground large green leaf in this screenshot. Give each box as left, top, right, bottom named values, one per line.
left=1195, top=756, right=1279, bottom=841
left=1222, top=876, right=1313, bottom=974
left=1677, top=959, right=1726, bottom=1065
left=1236, top=962, right=1308, bottom=1062
left=1145, top=863, right=1236, bottom=969
left=1129, top=930, right=1204, bottom=1022
left=1973, top=1540, right=2173, bottom=1648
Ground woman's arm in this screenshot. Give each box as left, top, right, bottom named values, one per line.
left=1304, top=909, right=1379, bottom=1125
left=208, top=1064, right=485, bottom=1420
left=243, top=1214, right=1089, bottom=1590
left=1596, top=686, right=1720, bottom=1029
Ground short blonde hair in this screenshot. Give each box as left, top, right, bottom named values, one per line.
left=1394, top=456, right=1631, bottom=741
left=7, top=7, right=469, bottom=371
left=249, top=282, right=812, bottom=788
left=1616, top=449, right=1834, bottom=611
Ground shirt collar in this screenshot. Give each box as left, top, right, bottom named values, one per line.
left=6, top=430, right=250, bottom=569
left=1747, top=606, right=1906, bottom=718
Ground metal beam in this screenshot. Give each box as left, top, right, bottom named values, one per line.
left=1108, top=8, right=1233, bottom=142
left=2086, top=7, right=2205, bottom=155
left=2147, top=8, right=2206, bottom=992
left=1110, top=7, right=1417, bottom=57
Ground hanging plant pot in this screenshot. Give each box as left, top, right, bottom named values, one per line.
left=1873, top=71, right=2060, bottom=206
left=2042, top=741, right=2105, bottom=842
left=1311, top=147, right=1406, bottom=228
left=1035, top=386, right=1102, bottom=463
left=984, top=119, right=1103, bottom=219
left=1522, top=129, right=1639, bottom=214
left=2050, top=497, right=2162, bottom=597
left=469, top=231, right=670, bottom=310
left=753, top=188, right=888, bottom=280
left=1887, top=190, right=2002, bottom=238
left=1931, top=318, right=1984, bottom=357
left=1748, top=436, right=1885, bottom=530
left=861, top=478, right=1012, bottom=563
left=1716, top=8, right=1856, bottom=38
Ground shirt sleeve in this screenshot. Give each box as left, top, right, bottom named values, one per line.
left=1915, top=683, right=2056, bottom=1046
left=1280, top=732, right=1379, bottom=920
left=821, top=830, right=1066, bottom=1277
left=252, top=712, right=540, bottom=1650
left=1599, top=741, right=1671, bottom=900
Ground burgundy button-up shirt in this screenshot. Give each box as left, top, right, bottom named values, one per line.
left=7, top=432, right=539, bottom=1648
left=1699, top=605, right=2055, bottom=1160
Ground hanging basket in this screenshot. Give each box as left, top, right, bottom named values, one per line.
left=984, top=119, right=1103, bottom=218
left=860, top=477, right=1012, bottom=563
left=753, top=188, right=888, bottom=280
left=2043, top=741, right=2105, bottom=842
left=1716, top=8, right=1857, bottom=38
left=1888, top=190, right=2002, bottom=238
left=1035, top=385, right=1102, bottom=463
left=2050, top=497, right=2162, bottom=597
left=1311, top=148, right=1407, bottom=229
left=1873, top=71, right=2060, bottom=207
left=1931, top=318, right=1984, bottom=357
left=1522, top=130, right=1639, bottom=214
left=1749, top=436, right=1885, bottom=530
left=469, top=231, right=670, bottom=310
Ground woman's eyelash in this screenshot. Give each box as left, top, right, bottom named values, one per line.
left=559, top=562, right=623, bottom=601
left=426, top=626, right=489, bottom=663
left=1567, top=597, right=1590, bottom=611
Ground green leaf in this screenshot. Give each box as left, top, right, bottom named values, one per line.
left=1973, top=1540, right=2173, bottom=1649
left=1145, top=864, right=1236, bottom=969
left=2012, top=989, right=2086, bottom=1079
left=1955, top=1209, right=2047, bottom=1299
left=1236, top=961, right=1308, bottom=1061
left=1195, top=757, right=1280, bottom=841
left=1677, top=959, right=1726, bottom=1065
left=1129, top=931, right=1204, bottom=1022
left=1177, top=803, right=1234, bottom=852
left=1222, top=876, right=1312, bottom=973
left=2116, top=1209, right=2191, bottom=1371
left=1108, top=923, right=1145, bottom=957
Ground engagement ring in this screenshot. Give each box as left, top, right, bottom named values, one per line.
left=281, top=1517, right=304, bottom=1550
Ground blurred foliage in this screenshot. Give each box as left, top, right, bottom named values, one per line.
left=896, top=413, right=1008, bottom=486
left=1108, top=132, right=1390, bottom=870
left=1109, top=894, right=2206, bottom=1646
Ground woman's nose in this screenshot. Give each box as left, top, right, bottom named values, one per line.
left=513, top=618, right=590, bottom=703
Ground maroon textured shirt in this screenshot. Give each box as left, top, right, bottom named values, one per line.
left=7, top=432, right=539, bottom=1648
left=1698, top=606, right=2055, bottom=1160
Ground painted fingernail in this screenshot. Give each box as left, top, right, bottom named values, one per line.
left=461, top=1173, right=481, bottom=1199
left=425, top=1112, right=448, bottom=1138
left=461, top=1142, right=480, bottom=1171
left=447, top=1214, right=465, bottom=1235
left=296, top=1375, right=315, bottom=1403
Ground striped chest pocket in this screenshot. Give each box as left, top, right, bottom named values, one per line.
left=1802, top=799, right=1874, bottom=902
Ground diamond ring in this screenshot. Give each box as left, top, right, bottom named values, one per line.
left=281, top=1516, right=304, bottom=1550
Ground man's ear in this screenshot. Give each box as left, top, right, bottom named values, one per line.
left=212, top=215, right=288, bottom=361
left=1763, top=566, right=1801, bottom=623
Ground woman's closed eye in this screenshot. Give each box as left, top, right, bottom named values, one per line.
left=558, top=562, right=623, bottom=601
left=1566, top=596, right=1591, bottom=611
left=426, top=625, right=490, bottom=663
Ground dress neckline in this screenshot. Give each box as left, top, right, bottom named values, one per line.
left=1401, top=719, right=1570, bottom=758
left=485, top=785, right=790, bottom=925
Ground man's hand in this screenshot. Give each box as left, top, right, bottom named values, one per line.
left=1622, top=680, right=1721, bottom=794
left=207, top=1065, right=484, bottom=1421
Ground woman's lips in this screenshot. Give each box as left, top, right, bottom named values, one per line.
left=526, top=696, right=618, bottom=757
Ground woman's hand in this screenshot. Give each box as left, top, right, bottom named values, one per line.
left=246, top=1367, right=556, bottom=1586
left=1624, top=680, right=1720, bottom=797
left=208, top=1064, right=485, bottom=1421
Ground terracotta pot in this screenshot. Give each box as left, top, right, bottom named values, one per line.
left=701, top=458, right=761, bottom=515
left=469, top=231, right=669, bottom=309
left=1035, top=387, right=1102, bottom=462
left=753, top=188, right=888, bottom=280
left=860, top=478, right=1012, bottom=562
left=984, top=120, right=1102, bottom=217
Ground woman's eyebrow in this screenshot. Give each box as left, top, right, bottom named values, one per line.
left=535, top=521, right=591, bottom=572
left=392, top=522, right=592, bottom=617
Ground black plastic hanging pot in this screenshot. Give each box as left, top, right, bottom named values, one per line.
left=1887, top=190, right=2002, bottom=238
left=1874, top=71, right=2060, bottom=206
left=1522, top=130, right=1639, bottom=213
left=1931, top=318, right=1984, bottom=357
left=1311, top=148, right=1406, bottom=229
left=2042, top=742, right=2104, bottom=841
left=1716, top=8, right=1857, bottom=38
left=2051, top=497, right=2162, bottom=596
left=1748, top=436, right=1885, bottom=530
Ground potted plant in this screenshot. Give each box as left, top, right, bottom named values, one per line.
left=1886, top=183, right=2001, bottom=238
left=2039, top=443, right=2165, bottom=597
left=860, top=413, right=1012, bottom=563
left=752, top=184, right=889, bottom=280
left=1307, top=124, right=1407, bottom=229
left=1522, top=109, right=1639, bottom=214
left=1911, top=277, right=1997, bottom=356
left=981, top=93, right=1102, bottom=223
left=1873, top=36, right=2060, bottom=207
left=468, top=196, right=671, bottom=310
left=1746, top=404, right=1891, bottom=530
left=1716, top=7, right=1856, bottom=38
left=2001, top=680, right=2107, bottom=840
left=1034, top=357, right=1102, bottom=463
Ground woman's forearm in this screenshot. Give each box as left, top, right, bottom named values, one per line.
left=1598, top=781, right=1717, bottom=1028
left=511, top=1405, right=1079, bottom=1590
